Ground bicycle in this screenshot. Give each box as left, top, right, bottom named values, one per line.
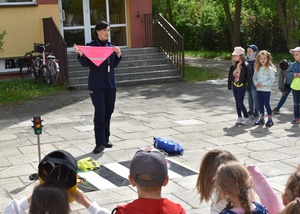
left=34, top=43, right=60, bottom=84
left=19, top=50, right=39, bottom=80
left=19, top=43, right=60, bottom=85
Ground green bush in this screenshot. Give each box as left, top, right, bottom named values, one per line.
left=0, top=28, right=7, bottom=52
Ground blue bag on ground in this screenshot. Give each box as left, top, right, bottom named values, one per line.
left=153, top=137, right=184, bottom=155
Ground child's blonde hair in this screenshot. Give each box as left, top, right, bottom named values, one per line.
left=196, top=149, right=238, bottom=202
left=280, top=166, right=300, bottom=214
left=215, top=161, right=252, bottom=214
left=254, top=50, right=277, bottom=73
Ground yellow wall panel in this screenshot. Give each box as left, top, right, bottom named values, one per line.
left=0, top=4, right=60, bottom=58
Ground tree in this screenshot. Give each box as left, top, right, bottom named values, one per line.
left=275, top=0, right=299, bottom=48
left=222, top=0, right=242, bottom=49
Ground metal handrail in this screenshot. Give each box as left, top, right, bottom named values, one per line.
left=152, top=13, right=185, bottom=77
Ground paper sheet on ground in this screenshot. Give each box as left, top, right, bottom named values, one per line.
left=77, top=45, right=114, bottom=66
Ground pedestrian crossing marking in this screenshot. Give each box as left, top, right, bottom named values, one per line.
left=78, top=158, right=198, bottom=192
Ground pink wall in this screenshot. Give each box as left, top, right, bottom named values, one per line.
left=129, top=0, right=152, bottom=48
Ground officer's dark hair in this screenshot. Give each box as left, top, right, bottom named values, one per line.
left=94, top=20, right=110, bottom=38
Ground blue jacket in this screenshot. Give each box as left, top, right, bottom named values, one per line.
left=286, top=61, right=300, bottom=86
left=77, top=39, right=122, bottom=90
left=219, top=201, right=268, bottom=214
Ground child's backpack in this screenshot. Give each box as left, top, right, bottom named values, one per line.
left=153, top=137, right=184, bottom=155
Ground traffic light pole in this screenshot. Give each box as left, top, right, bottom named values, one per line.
left=29, top=116, right=43, bottom=181
left=37, top=134, right=41, bottom=162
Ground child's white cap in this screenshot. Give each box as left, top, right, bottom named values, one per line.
left=232, top=46, right=245, bottom=56
left=290, top=47, right=300, bottom=53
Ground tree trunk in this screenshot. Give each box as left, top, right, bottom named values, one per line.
left=223, top=0, right=242, bottom=49
left=166, top=0, right=174, bottom=25
left=276, top=0, right=299, bottom=48
left=233, top=0, right=242, bottom=48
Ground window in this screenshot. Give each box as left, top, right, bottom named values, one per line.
left=0, top=0, right=36, bottom=6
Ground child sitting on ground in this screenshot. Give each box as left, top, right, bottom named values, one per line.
left=196, top=149, right=282, bottom=214
left=215, top=161, right=268, bottom=214
left=4, top=182, right=109, bottom=214
left=112, top=149, right=186, bottom=214
left=279, top=165, right=300, bottom=214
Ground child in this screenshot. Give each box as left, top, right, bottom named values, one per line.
left=215, top=161, right=268, bottom=214
left=286, top=47, right=300, bottom=124
left=228, top=46, right=252, bottom=125
left=253, top=50, right=276, bottom=126
left=246, top=44, right=260, bottom=117
left=196, top=149, right=238, bottom=213
left=112, top=149, right=186, bottom=214
left=197, top=150, right=282, bottom=214
left=279, top=165, right=300, bottom=214
left=4, top=182, right=110, bottom=214
left=273, top=59, right=292, bottom=114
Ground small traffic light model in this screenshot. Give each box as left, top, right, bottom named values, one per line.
left=32, top=116, right=43, bottom=135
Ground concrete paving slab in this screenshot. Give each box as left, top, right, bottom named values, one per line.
left=1, top=74, right=300, bottom=213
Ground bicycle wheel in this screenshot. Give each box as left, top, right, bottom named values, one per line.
left=40, top=65, right=52, bottom=85
left=20, top=62, right=37, bottom=80
left=48, top=60, right=60, bottom=84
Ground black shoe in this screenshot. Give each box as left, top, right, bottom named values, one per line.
left=255, top=118, right=265, bottom=125
left=104, top=142, right=113, bottom=148
left=93, top=145, right=104, bottom=154
left=273, top=107, right=280, bottom=114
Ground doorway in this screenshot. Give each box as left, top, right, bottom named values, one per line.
left=59, top=0, right=127, bottom=49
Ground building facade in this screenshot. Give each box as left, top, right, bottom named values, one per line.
left=0, top=0, right=152, bottom=73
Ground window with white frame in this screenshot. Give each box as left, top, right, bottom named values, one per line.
left=0, top=0, right=36, bottom=6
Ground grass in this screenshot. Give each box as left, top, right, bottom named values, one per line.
left=185, top=50, right=294, bottom=63
left=185, top=50, right=231, bottom=60
left=185, top=64, right=226, bottom=82
left=0, top=78, right=66, bottom=105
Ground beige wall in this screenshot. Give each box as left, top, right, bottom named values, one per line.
left=0, top=4, right=60, bottom=59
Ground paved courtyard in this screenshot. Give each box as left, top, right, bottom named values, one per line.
left=1, top=64, right=300, bottom=213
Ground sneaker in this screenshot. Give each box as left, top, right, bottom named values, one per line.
left=248, top=111, right=254, bottom=116
left=265, top=118, right=274, bottom=127
left=291, top=118, right=300, bottom=124
left=273, top=107, right=280, bottom=114
left=236, top=117, right=242, bottom=125
left=241, top=117, right=250, bottom=125
left=255, top=118, right=265, bottom=125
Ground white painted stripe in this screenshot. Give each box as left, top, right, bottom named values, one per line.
left=168, top=169, right=183, bottom=179
left=103, top=162, right=129, bottom=179
left=78, top=171, right=117, bottom=190
left=168, top=158, right=198, bottom=173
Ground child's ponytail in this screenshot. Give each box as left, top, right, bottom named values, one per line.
left=280, top=198, right=300, bottom=214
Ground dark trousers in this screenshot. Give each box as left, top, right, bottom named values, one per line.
left=90, top=88, right=116, bottom=146
left=276, top=84, right=291, bottom=109
left=233, top=86, right=248, bottom=118
left=257, top=91, right=272, bottom=116
left=292, top=89, right=300, bottom=118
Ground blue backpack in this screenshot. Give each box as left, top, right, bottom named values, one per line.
left=153, top=137, right=184, bottom=155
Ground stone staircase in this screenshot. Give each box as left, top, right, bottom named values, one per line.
left=67, top=47, right=183, bottom=89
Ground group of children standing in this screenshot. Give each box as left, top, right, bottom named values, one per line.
left=228, top=45, right=300, bottom=126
